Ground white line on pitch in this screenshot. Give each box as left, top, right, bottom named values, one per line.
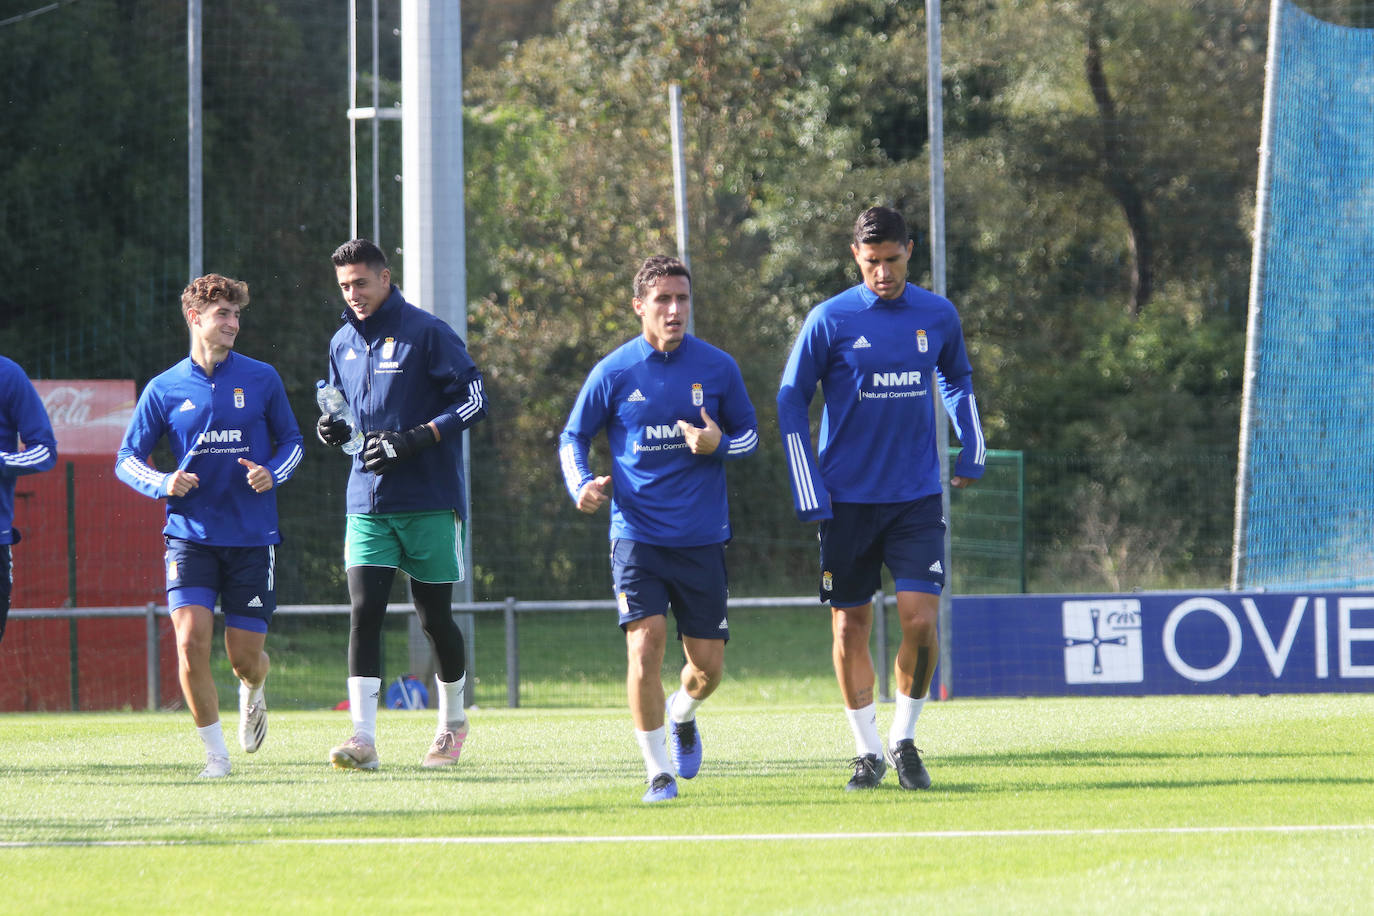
left=4, top=824, right=1373, bottom=848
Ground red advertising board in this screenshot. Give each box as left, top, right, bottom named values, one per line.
left=2, top=380, right=177, bottom=711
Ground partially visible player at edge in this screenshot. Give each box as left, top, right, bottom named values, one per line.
left=777, top=206, right=986, bottom=791
left=116, top=274, right=304, bottom=778
left=560, top=255, right=759, bottom=803
left=0, top=356, right=58, bottom=645
left=317, top=238, right=487, bottom=771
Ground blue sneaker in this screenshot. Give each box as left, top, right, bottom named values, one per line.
left=643, top=772, right=678, bottom=803
left=666, top=701, right=702, bottom=779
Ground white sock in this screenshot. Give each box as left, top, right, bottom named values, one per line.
left=667, top=688, right=702, bottom=724
left=436, top=674, right=468, bottom=731
left=635, top=727, right=673, bottom=780
left=888, top=691, right=928, bottom=748
left=197, top=721, right=229, bottom=759
left=348, top=676, right=382, bottom=743
left=238, top=680, right=264, bottom=707
left=844, top=703, right=883, bottom=758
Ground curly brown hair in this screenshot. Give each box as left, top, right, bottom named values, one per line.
left=181, top=274, right=249, bottom=327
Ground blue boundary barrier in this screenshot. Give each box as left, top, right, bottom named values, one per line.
left=950, top=591, right=1374, bottom=697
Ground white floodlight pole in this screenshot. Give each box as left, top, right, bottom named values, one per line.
left=401, top=0, right=472, bottom=699
left=669, top=83, right=693, bottom=334
left=188, top=0, right=203, bottom=279
left=926, top=0, right=953, bottom=700
left=347, top=3, right=401, bottom=242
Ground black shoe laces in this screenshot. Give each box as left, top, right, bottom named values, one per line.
left=673, top=719, right=697, bottom=753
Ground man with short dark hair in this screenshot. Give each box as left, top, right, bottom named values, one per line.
left=777, top=206, right=986, bottom=791
left=560, top=255, right=758, bottom=803
left=0, top=356, right=57, bottom=645
left=318, top=238, right=487, bottom=771
left=117, top=273, right=303, bottom=778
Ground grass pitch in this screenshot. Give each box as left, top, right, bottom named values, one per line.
left=3, top=694, right=1372, bottom=913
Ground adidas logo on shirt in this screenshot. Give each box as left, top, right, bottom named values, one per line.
left=246, top=596, right=264, bottom=608
left=179, top=399, right=196, bottom=412
left=853, top=336, right=872, bottom=349
left=627, top=389, right=647, bottom=402
left=344, top=349, right=358, bottom=360
left=929, top=560, right=944, bottom=574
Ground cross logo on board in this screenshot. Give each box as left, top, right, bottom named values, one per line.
left=1062, top=599, right=1143, bottom=684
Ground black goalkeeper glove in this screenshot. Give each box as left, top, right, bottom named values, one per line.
left=362, top=425, right=437, bottom=474
left=316, top=414, right=352, bottom=448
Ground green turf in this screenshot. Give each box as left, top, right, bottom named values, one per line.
left=3, top=694, right=1373, bottom=913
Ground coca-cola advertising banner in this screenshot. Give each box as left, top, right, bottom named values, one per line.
left=33, top=380, right=137, bottom=455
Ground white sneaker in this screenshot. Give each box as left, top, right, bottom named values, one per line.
left=239, top=692, right=267, bottom=753
left=198, top=755, right=231, bottom=779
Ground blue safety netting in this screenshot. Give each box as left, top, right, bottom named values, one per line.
left=1237, top=0, right=1374, bottom=588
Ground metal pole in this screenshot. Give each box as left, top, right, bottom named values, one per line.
left=371, top=0, right=382, bottom=244
left=1231, top=0, right=1284, bottom=591
left=926, top=0, right=953, bottom=700
left=402, top=0, right=469, bottom=685
left=874, top=590, right=889, bottom=702
left=187, top=0, right=203, bottom=279
left=348, top=0, right=359, bottom=239
left=669, top=83, right=693, bottom=333
left=504, top=596, right=519, bottom=708
left=145, top=602, right=159, bottom=711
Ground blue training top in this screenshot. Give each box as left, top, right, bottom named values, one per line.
left=560, top=334, right=759, bottom=547
left=116, top=351, right=304, bottom=545
left=777, top=281, right=986, bottom=522
left=0, top=356, right=58, bottom=545
left=327, top=285, right=487, bottom=516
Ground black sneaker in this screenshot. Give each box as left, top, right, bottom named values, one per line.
left=844, top=753, right=887, bottom=791
left=886, top=739, right=932, bottom=790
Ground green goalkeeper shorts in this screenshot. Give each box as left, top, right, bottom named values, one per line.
left=345, top=510, right=465, bottom=584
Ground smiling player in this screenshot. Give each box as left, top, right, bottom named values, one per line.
left=116, top=274, right=303, bottom=778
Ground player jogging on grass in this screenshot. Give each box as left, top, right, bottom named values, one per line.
left=777, top=206, right=985, bottom=791
left=116, top=274, right=303, bottom=779
left=317, top=238, right=487, bottom=771
left=560, top=255, right=759, bottom=803
left=0, top=355, right=57, bottom=645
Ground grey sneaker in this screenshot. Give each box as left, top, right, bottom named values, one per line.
left=844, top=753, right=887, bottom=791
left=886, top=739, right=932, bottom=790
left=330, top=734, right=380, bottom=770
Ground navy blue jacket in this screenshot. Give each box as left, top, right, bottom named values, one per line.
left=0, top=356, right=58, bottom=545
left=327, top=286, right=487, bottom=516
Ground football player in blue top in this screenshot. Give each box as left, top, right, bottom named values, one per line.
left=116, top=274, right=304, bottom=778
left=561, top=256, right=759, bottom=803
left=777, top=207, right=986, bottom=792
left=318, top=239, right=488, bottom=772
left=0, top=356, right=57, bottom=646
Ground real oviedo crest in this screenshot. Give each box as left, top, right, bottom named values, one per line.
left=691, top=383, right=704, bottom=407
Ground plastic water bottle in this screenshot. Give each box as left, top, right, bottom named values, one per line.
left=315, top=380, right=364, bottom=455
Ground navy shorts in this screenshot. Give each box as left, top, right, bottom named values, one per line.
left=818, top=495, right=946, bottom=607
left=164, top=537, right=276, bottom=633
left=611, top=538, right=730, bottom=641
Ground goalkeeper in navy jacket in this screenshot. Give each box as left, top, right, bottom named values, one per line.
left=116, top=274, right=304, bottom=779
left=318, top=238, right=487, bottom=773
left=560, top=256, right=758, bottom=804
left=777, top=206, right=985, bottom=793
left=0, top=355, right=57, bottom=645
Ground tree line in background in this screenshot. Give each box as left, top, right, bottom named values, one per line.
left=4, top=0, right=1365, bottom=602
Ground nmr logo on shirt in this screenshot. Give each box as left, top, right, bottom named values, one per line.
left=1063, top=598, right=1143, bottom=684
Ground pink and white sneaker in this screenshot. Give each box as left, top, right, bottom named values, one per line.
left=421, top=721, right=469, bottom=767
